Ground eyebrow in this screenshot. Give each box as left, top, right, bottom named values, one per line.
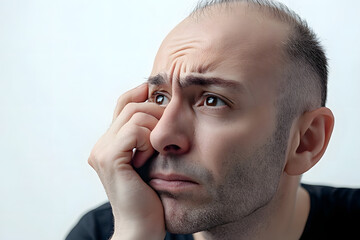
left=147, top=74, right=244, bottom=91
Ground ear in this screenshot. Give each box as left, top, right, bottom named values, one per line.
left=284, top=107, right=335, bottom=176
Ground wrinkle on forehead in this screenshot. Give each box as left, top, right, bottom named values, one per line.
left=154, top=30, right=215, bottom=80
left=166, top=38, right=203, bottom=59
left=151, top=4, right=290, bottom=86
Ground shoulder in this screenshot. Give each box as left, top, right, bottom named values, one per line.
left=65, top=202, right=114, bottom=240
left=300, top=183, right=360, bottom=239
left=302, top=183, right=360, bottom=212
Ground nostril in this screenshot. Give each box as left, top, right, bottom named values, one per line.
left=164, top=144, right=181, bottom=152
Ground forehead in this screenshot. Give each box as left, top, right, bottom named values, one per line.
left=151, top=4, right=290, bottom=90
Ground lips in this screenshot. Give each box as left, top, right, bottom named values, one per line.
left=148, top=172, right=198, bottom=192
left=149, top=173, right=197, bottom=182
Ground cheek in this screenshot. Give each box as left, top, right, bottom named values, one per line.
left=194, top=113, right=275, bottom=180
left=196, top=130, right=236, bottom=180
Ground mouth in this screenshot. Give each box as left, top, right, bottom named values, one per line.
left=148, top=173, right=199, bottom=193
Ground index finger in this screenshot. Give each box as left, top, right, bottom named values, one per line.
left=112, top=83, right=148, bottom=123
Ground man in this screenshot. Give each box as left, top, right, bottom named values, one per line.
left=66, top=0, right=360, bottom=239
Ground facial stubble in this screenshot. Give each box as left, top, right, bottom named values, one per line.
left=138, top=122, right=289, bottom=235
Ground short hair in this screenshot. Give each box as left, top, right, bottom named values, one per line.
left=190, top=0, right=328, bottom=127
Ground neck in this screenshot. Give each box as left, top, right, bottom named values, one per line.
left=193, top=175, right=310, bottom=240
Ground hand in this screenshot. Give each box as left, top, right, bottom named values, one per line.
left=88, top=83, right=165, bottom=240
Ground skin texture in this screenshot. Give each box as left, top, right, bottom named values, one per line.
left=147, top=5, right=291, bottom=236
left=88, top=3, right=335, bottom=240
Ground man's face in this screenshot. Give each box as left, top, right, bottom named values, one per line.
left=144, top=6, right=291, bottom=233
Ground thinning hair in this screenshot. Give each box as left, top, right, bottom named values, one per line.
left=189, top=0, right=328, bottom=129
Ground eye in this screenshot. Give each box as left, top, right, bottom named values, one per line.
left=152, top=93, right=170, bottom=106
left=204, top=95, right=227, bottom=107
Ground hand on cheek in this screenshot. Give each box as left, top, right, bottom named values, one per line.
left=88, top=83, right=166, bottom=240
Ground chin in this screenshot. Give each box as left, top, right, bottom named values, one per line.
left=162, top=200, right=223, bottom=235
left=162, top=199, right=202, bottom=234
left=165, top=218, right=199, bottom=235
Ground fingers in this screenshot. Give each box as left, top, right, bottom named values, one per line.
left=88, top=84, right=166, bottom=238
left=132, top=148, right=155, bottom=169
left=125, top=112, right=160, bottom=133
left=89, top=112, right=159, bottom=172
left=90, top=82, right=165, bottom=173
left=115, top=112, right=159, bottom=152
left=110, top=102, right=164, bottom=134
left=118, top=125, right=155, bottom=168
left=112, top=83, right=148, bottom=123
left=89, top=101, right=163, bottom=170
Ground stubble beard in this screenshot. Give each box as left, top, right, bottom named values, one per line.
left=139, top=123, right=290, bottom=235
left=169, top=141, right=287, bottom=235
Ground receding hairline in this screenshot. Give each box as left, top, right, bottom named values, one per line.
left=189, top=0, right=303, bottom=27
left=188, top=0, right=328, bottom=123
left=187, top=0, right=304, bottom=75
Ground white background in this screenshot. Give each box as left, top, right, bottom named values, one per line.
left=0, top=0, right=359, bottom=239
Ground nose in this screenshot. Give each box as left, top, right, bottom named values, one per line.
left=150, top=98, right=192, bottom=155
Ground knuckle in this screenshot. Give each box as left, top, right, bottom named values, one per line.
left=120, top=123, right=137, bottom=136
left=121, top=102, right=137, bottom=114
left=87, top=154, right=94, bottom=167
left=118, top=123, right=147, bottom=142
left=130, top=112, right=147, bottom=122
left=88, top=147, right=109, bottom=170
left=116, top=94, right=126, bottom=105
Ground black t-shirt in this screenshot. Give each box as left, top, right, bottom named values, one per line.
left=65, top=184, right=360, bottom=240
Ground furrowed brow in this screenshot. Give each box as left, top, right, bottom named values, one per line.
left=147, top=74, right=167, bottom=86
left=147, top=74, right=245, bottom=92
left=180, top=75, right=244, bottom=91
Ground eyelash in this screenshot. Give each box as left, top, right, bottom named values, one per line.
left=148, top=91, right=231, bottom=108
left=149, top=91, right=171, bottom=106
left=199, top=93, right=228, bottom=108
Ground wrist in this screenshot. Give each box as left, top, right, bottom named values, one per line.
left=112, top=221, right=165, bottom=240
left=111, top=230, right=165, bottom=240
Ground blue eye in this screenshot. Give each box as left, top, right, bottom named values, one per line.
left=154, top=94, right=170, bottom=106
left=204, top=95, right=226, bottom=107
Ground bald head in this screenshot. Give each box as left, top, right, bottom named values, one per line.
left=188, top=0, right=328, bottom=123
left=154, top=4, right=288, bottom=78
left=146, top=1, right=330, bottom=235
left=151, top=0, right=327, bottom=136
